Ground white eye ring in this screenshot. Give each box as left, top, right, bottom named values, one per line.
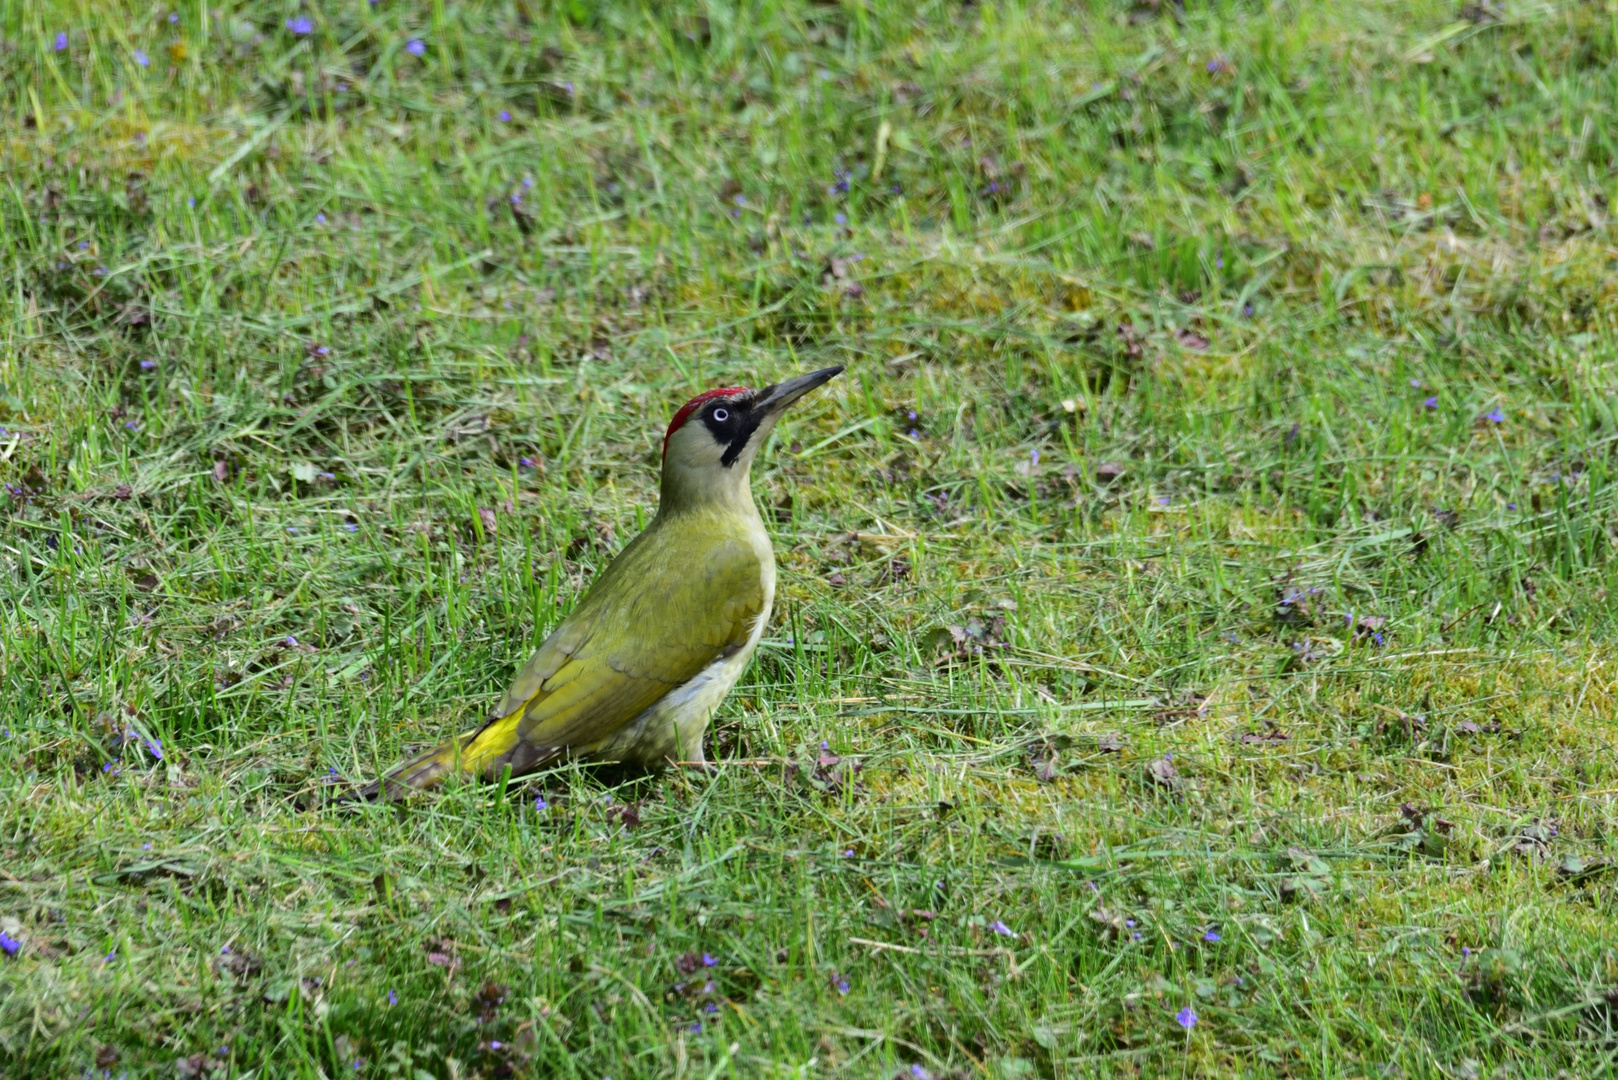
left=712, top=408, right=729, bottom=422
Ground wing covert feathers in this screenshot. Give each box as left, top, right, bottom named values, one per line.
left=366, top=512, right=768, bottom=795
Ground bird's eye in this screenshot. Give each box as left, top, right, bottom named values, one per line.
left=712, top=408, right=729, bottom=422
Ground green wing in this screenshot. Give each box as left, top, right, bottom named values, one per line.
left=492, top=526, right=767, bottom=753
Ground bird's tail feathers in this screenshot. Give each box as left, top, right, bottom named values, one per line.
left=355, top=714, right=527, bottom=801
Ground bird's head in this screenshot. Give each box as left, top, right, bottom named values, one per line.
left=659, top=365, right=843, bottom=510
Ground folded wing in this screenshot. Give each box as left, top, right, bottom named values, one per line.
left=492, top=533, right=766, bottom=755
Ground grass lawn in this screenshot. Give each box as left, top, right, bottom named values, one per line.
left=3, top=1, right=1618, bottom=1076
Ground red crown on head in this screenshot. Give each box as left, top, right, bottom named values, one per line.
left=663, top=386, right=749, bottom=462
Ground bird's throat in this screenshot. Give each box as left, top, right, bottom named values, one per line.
left=658, top=458, right=761, bottom=517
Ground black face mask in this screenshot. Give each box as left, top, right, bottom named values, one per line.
left=700, top=397, right=762, bottom=468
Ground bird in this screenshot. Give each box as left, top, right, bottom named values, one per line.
left=363, top=365, right=843, bottom=798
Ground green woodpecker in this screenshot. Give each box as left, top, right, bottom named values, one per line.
left=366, top=365, right=843, bottom=796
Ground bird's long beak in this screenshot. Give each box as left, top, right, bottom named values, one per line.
left=753, top=365, right=844, bottom=415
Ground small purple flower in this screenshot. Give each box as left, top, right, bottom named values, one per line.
left=1214, top=255, right=1224, bottom=269
left=1157, top=496, right=1170, bottom=506
left=54, top=32, right=68, bottom=51
left=1203, top=931, right=1221, bottom=943
left=1029, top=448, right=1039, bottom=466
left=315, top=212, right=326, bottom=224
left=1241, top=303, right=1254, bottom=317
left=1176, top=1006, right=1197, bottom=1029
left=498, top=110, right=512, bottom=122
left=703, top=1002, right=718, bottom=1013
left=907, top=411, right=917, bottom=421
left=344, top=522, right=358, bottom=533
left=702, top=953, right=716, bottom=967
left=134, top=49, right=149, bottom=67
left=0, top=931, right=20, bottom=957
left=688, top=1021, right=702, bottom=1034
left=104, top=950, right=117, bottom=963
left=1423, top=396, right=1439, bottom=410
left=142, top=842, right=153, bottom=851
left=911, top=1067, right=931, bottom=1080
left=140, top=359, right=156, bottom=370
left=1409, top=378, right=1423, bottom=388
left=519, top=456, right=536, bottom=468
left=988, top=920, right=1016, bottom=938
left=286, top=17, right=312, bottom=35
left=842, top=849, right=855, bottom=857
left=834, top=213, right=847, bottom=225
left=318, top=472, right=335, bottom=481
left=534, top=796, right=548, bottom=810
left=169, top=12, right=179, bottom=23
left=489, top=1041, right=502, bottom=1049
left=123, top=419, right=139, bottom=431
left=835, top=975, right=850, bottom=994
left=1507, top=502, right=1516, bottom=511
left=406, top=38, right=426, bottom=56
left=1125, top=919, right=1136, bottom=927
left=286, top=636, right=298, bottom=647
left=1206, top=59, right=1220, bottom=72
left=221, top=945, right=231, bottom=954
left=1485, top=409, right=1504, bottom=424
left=1131, top=932, right=1142, bottom=940
left=188, top=197, right=195, bottom=208
left=387, top=989, right=398, bottom=1005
